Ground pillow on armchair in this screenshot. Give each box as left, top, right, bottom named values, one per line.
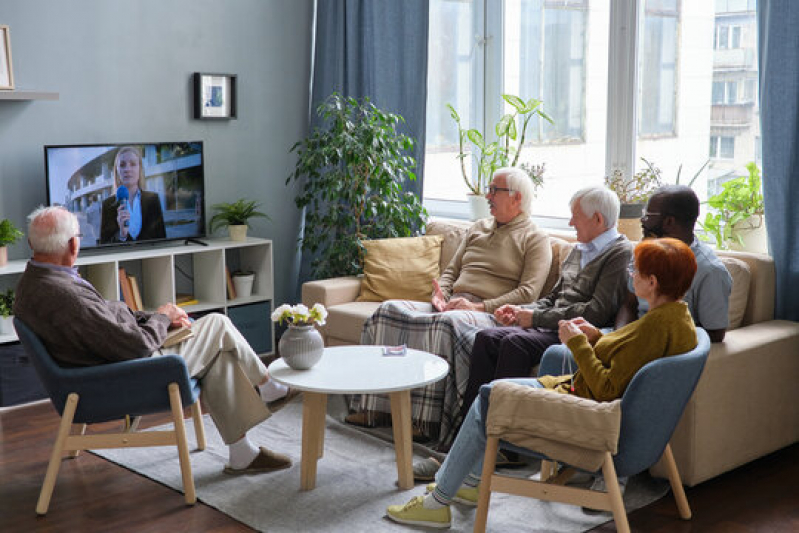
left=357, top=235, right=443, bottom=302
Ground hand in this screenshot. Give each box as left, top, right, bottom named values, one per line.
left=570, top=317, right=601, bottom=344
left=117, top=203, right=130, bottom=239
left=431, top=279, right=447, bottom=312
left=494, top=305, right=519, bottom=326
left=443, top=297, right=484, bottom=312
left=558, top=319, right=584, bottom=344
left=515, top=309, right=534, bottom=328
left=157, top=303, right=191, bottom=328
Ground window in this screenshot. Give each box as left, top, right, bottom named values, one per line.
left=710, top=136, right=735, bottom=159
left=639, top=0, right=678, bottom=136
left=712, top=80, right=738, bottom=104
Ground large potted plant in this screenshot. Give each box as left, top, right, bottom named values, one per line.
left=605, top=158, right=666, bottom=241
left=448, top=94, right=551, bottom=220
left=701, top=162, right=766, bottom=253
left=0, top=219, right=24, bottom=267
left=288, top=93, right=427, bottom=279
left=209, top=199, right=270, bottom=241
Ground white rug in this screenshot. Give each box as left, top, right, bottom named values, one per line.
left=93, top=399, right=669, bottom=532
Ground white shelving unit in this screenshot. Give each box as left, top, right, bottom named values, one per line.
left=0, top=237, right=275, bottom=354
left=0, top=90, right=59, bottom=100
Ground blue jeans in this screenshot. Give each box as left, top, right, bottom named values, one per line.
left=433, top=378, right=544, bottom=502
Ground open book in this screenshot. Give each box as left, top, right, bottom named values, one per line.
left=162, top=325, right=194, bottom=348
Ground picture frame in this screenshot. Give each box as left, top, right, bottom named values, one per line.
left=0, top=25, right=14, bottom=90
left=193, top=72, right=237, bottom=120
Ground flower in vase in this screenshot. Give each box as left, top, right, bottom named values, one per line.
left=271, top=303, right=327, bottom=326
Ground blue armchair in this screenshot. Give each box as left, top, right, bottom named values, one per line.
left=14, top=318, right=206, bottom=516
left=474, top=328, right=711, bottom=533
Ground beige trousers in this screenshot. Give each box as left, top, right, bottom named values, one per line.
left=167, top=313, right=270, bottom=444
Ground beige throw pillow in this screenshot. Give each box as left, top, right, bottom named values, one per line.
left=357, top=235, right=443, bottom=302
left=721, top=256, right=751, bottom=330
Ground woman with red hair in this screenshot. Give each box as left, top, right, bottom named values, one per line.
left=386, top=237, right=699, bottom=529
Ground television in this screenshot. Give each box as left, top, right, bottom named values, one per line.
left=44, top=142, right=206, bottom=250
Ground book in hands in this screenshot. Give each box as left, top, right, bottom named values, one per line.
left=162, top=325, right=194, bottom=348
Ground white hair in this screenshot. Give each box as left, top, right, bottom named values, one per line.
left=570, top=186, right=620, bottom=229
left=27, top=206, right=80, bottom=255
left=494, top=167, right=534, bottom=215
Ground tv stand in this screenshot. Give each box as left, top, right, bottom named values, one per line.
left=184, top=237, right=208, bottom=247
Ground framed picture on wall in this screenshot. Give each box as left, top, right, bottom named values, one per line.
left=0, top=25, right=14, bottom=90
left=193, top=72, right=237, bottom=119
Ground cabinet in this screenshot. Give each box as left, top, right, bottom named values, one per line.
left=0, top=237, right=275, bottom=355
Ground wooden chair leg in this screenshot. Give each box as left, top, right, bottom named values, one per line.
left=540, top=459, right=557, bottom=481
left=37, top=393, right=79, bottom=515
left=169, top=383, right=196, bottom=505
left=190, top=401, right=206, bottom=451
left=662, top=443, right=692, bottom=519
left=474, top=436, right=500, bottom=533
left=66, top=424, right=86, bottom=458
left=601, top=452, right=630, bottom=533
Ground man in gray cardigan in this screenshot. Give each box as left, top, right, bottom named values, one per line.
left=14, top=206, right=293, bottom=475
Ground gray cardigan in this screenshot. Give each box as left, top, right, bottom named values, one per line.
left=13, top=262, right=170, bottom=367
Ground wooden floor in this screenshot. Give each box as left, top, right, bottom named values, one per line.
left=1, top=400, right=797, bottom=532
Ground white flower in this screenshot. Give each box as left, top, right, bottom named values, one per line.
left=271, top=304, right=292, bottom=322
left=292, top=304, right=310, bottom=316
left=310, top=303, right=328, bottom=326
left=272, top=303, right=327, bottom=326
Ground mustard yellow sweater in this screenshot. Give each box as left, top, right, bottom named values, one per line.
left=537, top=301, right=697, bottom=401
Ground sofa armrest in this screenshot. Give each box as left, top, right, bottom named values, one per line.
left=302, top=276, right=362, bottom=308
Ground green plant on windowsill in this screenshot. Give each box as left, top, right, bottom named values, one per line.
left=700, top=162, right=764, bottom=250
left=0, top=219, right=24, bottom=247
left=0, top=289, right=14, bottom=318
left=448, top=94, right=552, bottom=196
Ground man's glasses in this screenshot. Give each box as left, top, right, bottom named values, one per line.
left=484, top=185, right=512, bottom=195
left=640, top=211, right=665, bottom=222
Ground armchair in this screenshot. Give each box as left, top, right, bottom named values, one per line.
left=475, top=328, right=711, bottom=533
left=14, top=318, right=206, bottom=515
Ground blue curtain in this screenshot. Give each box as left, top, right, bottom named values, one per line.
left=758, top=1, right=799, bottom=320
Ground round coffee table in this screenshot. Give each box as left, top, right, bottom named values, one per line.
left=268, top=345, right=449, bottom=490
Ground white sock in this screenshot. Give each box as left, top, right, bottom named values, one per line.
left=422, top=492, right=446, bottom=509
left=258, top=379, right=289, bottom=402
left=228, top=435, right=260, bottom=469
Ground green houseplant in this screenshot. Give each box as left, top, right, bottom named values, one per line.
left=0, top=288, right=14, bottom=335
left=448, top=94, right=551, bottom=213
left=287, top=93, right=427, bottom=279
left=604, top=158, right=665, bottom=241
left=701, top=162, right=766, bottom=251
left=209, top=199, right=270, bottom=241
left=0, top=219, right=24, bottom=267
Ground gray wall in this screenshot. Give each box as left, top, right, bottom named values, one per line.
left=0, top=0, right=313, bottom=308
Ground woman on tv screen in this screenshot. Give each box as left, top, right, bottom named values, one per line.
left=100, top=146, right=166, bottom=243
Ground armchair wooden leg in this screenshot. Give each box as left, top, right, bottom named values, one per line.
left=190, top=401, right=206, bottom=451
left=662, top=443, right=691, bottom=519
left=474, top=436, right=500, bottom=533
left=169, top=383, right=196, bottom=506
left=66, top=424, right=86, bottom=458
left=540, top=459, right=557, bottom=481
left=37, top=393, right=79, bottom=516
left=600, top=452, right=630, bottom=533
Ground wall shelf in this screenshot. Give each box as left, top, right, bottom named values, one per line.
left=0, top=90, right=59, bottom=101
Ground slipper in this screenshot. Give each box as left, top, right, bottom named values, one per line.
left=223, top=447, right=292, bottom=475
left=413, top=457, right=441, bottom=482
left=267, top=387, right=302, bottom=414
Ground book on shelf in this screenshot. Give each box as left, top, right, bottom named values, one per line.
left=176, top=299, right=199, bottom=307
left=175, top=293, right=195, bottom=304
left=128, top=275, right=144, bottom=311
left=118, top=267, right=138, bottom=311
left=225, top=266, right=237, bottom=300
left=162, top=325, right=194, bottom=348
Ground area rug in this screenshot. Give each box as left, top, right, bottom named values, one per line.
left=93, top=399, right=669, bottom=532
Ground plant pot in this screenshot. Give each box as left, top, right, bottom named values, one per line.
left=0, top=315, right=13, bottom=335
left=232, top=273, right=255, bottom=298
left=467, top=195, right=491, bottom=221
left=617, top=203, right=644, bottom=242
left=730, top=215, right=768, bottom=254
left=228, top=225, right=248, bottom=242
left=0, top=247, right=7, bottom=267
left=279, top=325, right=324, bottom=370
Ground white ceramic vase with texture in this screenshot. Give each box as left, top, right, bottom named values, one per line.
left=279, top=325, right=324, bottom=370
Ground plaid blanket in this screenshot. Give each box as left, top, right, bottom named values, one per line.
left=349, top=300, right=498, bottom=449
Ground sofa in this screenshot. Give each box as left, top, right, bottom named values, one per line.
left=301, top=219, right=799, bottom=486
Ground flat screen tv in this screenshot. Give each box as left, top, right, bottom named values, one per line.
left=44, top=142, right=206, bottom=250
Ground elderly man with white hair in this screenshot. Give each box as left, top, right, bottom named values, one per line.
left=347, top=167, right=552, bottom=446
left=14, top=206, right=296, bottom=475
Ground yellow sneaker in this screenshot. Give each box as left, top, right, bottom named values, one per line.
left=386, top=495, right=452, bottom=529
left=426, top=482, right=479, bottom=507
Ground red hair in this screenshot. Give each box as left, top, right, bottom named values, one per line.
left=634, top=238, right=697, bottom=300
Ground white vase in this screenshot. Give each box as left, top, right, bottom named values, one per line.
left=232, top=273, right=255, bottom=298
left=467, top=195, right=491, bottom=221
left=279, top=325, right=324, bottom=370
left=0, top=315, right=13, bottom=335
left=228, top=225, right=248, bottom=241
left=730, top=215, right=768, bottom=254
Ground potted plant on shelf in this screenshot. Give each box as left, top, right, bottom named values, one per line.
left=605, top=158, right=665, bottom=241
left=0, top=219, right=24, bottom=267
left=448, top=94, right=552, bottom=220
left=0, top=288, right=14, bottom=335
left=701, top=162, right=766, bottom=253
left=231, top=269, right=255, bottom=298
left=287, top=93, right=427, bottom=279
left=209, top=199, right=270, bottom=241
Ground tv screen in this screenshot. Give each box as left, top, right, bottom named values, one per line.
left=44, top=142, right=206, bottom=249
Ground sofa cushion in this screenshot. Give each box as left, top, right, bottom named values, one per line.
left=357, top=235, right=443, bottom=302
left=721, top=256, right=751, bottom=330
left=325, top=301, right=383, bottom=344
left=427, top=220, right=472, bottom=271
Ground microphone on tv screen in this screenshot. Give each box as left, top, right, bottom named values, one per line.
left=116, top=186, right=130, bottom=227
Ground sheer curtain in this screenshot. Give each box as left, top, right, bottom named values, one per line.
left=758, top=0, right=799, bottom=320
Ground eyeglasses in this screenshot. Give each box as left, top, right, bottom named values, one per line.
left=640, top=211, right=665, bottom=222
left=627, top=266, right=638, bottom=277
left=73, top=233, right=84, bottom=239
left=484, top=185, right=513, bottom=195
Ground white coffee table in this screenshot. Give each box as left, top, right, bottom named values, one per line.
left=268, top=345, right=449, bottom=490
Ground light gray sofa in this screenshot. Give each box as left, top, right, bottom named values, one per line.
left=302, top=219, right=799, bottom=486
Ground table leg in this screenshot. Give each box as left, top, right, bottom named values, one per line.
left=389, top=390, right=414, bottom=490
left=301, top=392, right=327, bottom=491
